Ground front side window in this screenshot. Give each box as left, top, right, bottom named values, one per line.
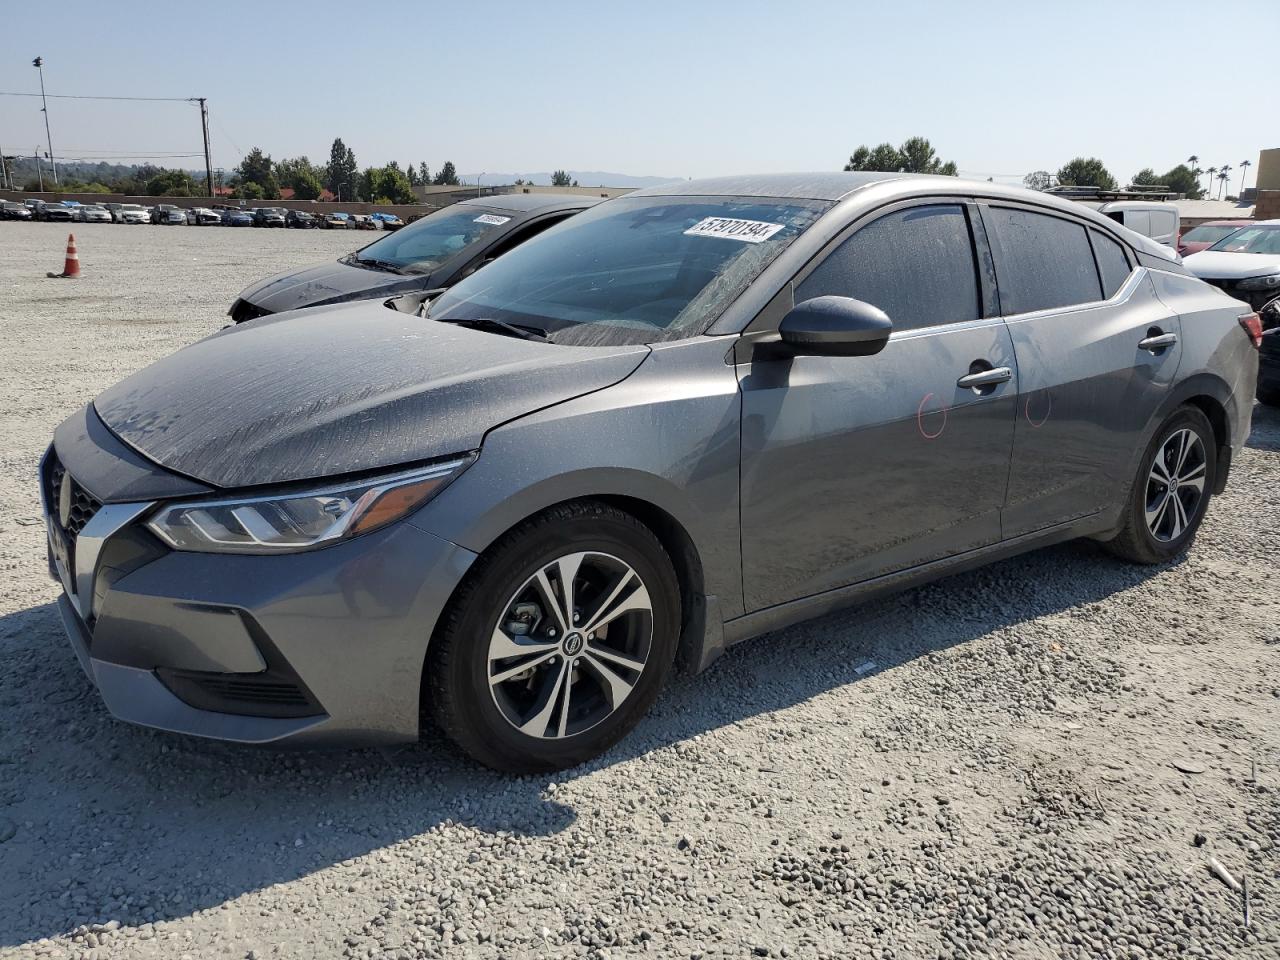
left=1209, top=225, right=1280, bottom=255
left=429, top=196, right=829, bottom=345
left=356, top=206, right=516, bottom=273
left=796, top=204, right=980, bottom=332
left=985, top=207, right=1102, bottom=314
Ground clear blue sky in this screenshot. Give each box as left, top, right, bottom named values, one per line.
left=2, top=0, right=1275, bottom=189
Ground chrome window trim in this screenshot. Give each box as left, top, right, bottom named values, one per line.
left=996, top=266, right=1145, bottom=326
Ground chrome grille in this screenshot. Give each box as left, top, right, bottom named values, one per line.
left=48, top=455, right=102, bottom=539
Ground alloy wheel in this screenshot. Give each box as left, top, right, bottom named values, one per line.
left=487, top=551, right=653, bottom=740
left=1145, top=428, right=1206, bottom=542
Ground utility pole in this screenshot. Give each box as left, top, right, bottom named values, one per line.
left=32, top=57, right=57, bottom=186
left=35, top=146, right=44, bottom=191
left=0, top=145, right=8, bottom=190
left=197, top=97, right=213, bottom=198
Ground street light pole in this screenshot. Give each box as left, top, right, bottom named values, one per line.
left=34, top=146, right=44, bottom=191
left=32, top=57, right=57, bottom=186
left=477, top=172, right=484, bottom=197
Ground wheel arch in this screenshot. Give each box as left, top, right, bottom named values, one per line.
left=1159, top=374, right=1235, bottom=495
left=413, top=472, right=728, bottom=704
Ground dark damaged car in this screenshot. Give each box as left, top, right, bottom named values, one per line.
left=228, top=193, right=600, bottom=323
left=43, top=174, right=1258, bottom=773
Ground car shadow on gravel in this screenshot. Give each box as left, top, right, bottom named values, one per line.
left=0, top=535, right=1174, bottom=947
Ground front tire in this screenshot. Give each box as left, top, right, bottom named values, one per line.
left=1103, top=406, right=1216, bottom=564
left=426, top=501, right=680, bottom=773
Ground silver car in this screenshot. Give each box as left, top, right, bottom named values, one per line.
left=41, top=174, right=1259, bottom=772
left=75, top=204, right=112, bottom=223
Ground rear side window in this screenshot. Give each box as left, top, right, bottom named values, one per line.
left=1090, top=231, right=1132, bottom=299
left=985, top=207, right=1102, bottom=314
left=797, top=204, right=979, bottom=332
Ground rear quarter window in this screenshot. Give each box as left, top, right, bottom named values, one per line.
left=985, top=207, right=1103, bottom=315
left=1090, top=231, right=1132, bottom=299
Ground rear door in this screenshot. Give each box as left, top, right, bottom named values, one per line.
left=737, top=201, right=1018, bottom=611
left=982, top=204, right=1183, bottom=538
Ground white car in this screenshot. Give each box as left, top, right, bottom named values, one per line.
left=186, top=207, right=222, bottom=226
left=118, top=204, right=151, bottom=224
left=1183, top=220, right=1280, bottom=313
left=76, top=205, right=112, bottom=223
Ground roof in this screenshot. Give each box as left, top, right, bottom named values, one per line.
left=630, top=172, right=899, bottom=201
left=459, top=192, right=601, bottom=213
left=1172, top=199, right=1255, bottom=219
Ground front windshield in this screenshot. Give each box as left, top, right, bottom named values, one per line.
left=1183, top=224, right=1242, bottom=245
left=428, top=195, right=829, bottom=345
left=1209, top=225, right=1280, bottom=254
left=356, top=205, right=514, bottom=272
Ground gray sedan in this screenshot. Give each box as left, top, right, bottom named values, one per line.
left=41, top=173, right=1258, bottom=771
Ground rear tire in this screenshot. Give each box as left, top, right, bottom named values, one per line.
left=426, top=501, right=681, bottom=773
left=1103, top=406, right=1216, bottom=565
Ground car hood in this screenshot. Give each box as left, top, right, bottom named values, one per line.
left=93, top=301, right=650, bottom=488
left=237, top=258, right=431, bottom=312
left=1183, top=250, right=1280, bottom=280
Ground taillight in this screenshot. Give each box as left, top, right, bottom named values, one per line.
left=1238, top=312, right=1263, bottom=349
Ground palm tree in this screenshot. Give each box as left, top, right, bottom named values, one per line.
left=1220, top=164, right=1233, bottom=199
left=1206, top=166, right=1218, bottom=196
left=1239, top=159, right=1253, bottom=195
left=1217, top=169, right=1230, bottom=200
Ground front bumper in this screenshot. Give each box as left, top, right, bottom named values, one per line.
left=42, top=447, right=476, bottom=746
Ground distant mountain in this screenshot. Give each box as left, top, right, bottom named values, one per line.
left=462, top=171, right=681, bottom=188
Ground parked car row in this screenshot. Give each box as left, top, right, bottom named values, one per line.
left=4, top=198, right=407, bottom=229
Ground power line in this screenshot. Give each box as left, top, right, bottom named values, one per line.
left=0, top=91, right=197, bottom=102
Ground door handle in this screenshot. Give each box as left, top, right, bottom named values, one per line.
left=956, top=366, right=1013, bottom=390
left=1138, top=332, right=1178, bottom=352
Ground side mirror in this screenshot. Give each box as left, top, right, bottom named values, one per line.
left=777, top=296, right=892, bottom=357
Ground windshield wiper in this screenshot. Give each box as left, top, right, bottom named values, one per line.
left=347, top=254, right=404, bottom=274
left=433, top=316, right=550, bottom=342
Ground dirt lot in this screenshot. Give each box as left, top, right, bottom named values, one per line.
left=0, top=221, right=1277, bottom=960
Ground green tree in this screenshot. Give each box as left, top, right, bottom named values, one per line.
left=145, top=169, right=198, bottom=196
left=326, top=138, right=359, bottom=199
left=551, top=169, right=572, bottom=187
left=1161, top=164, right=1203, bottom=199
left=277, top=156, right=324, bottom=200
left=843, top=137, right=957, bottom=176
left=417, top=162, right=430, bottom=185
left=897, top=137, right=957, bottom=175
left=405, top=163, right=420, bottom=187
left=232, top=180, right=266, bottom=201
left=1023, top=170, right=1053, bottom=191
left=236, top=147, right=281, bottom=199
left=358, top=165, right=416, bottom=204
left=1130, top=167, right=1161, bottom=186
left=1056, top=157, right=1117, bottom=191
left=432, top=161, right=460, bottom=186
left=844, top=143, right=901, bottom=172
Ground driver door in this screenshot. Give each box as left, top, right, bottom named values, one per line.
left=737, top=202, right=1017, bottom=611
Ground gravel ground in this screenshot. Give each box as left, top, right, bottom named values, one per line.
left=0, top=221, right=1277, bottom=960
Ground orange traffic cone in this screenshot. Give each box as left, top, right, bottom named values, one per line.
left=47, top=234, right=80, bottom=279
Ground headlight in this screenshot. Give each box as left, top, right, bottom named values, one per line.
left=146, top=456, right=472, bottom=554
left=1237, top=274, right=1280, bottom=291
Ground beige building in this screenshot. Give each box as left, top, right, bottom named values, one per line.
left=1256, top=147, right=1280, bottom=192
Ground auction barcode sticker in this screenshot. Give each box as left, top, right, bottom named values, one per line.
left=684, top=217, right=785, bottom=243
left=474, top=214, right=512, bottom=226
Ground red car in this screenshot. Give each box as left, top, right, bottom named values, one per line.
left=1177, top=220, right=1252, bottom=257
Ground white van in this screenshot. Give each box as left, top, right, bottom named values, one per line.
left=1086, top=200, right=1180, bottom=251
left=1046, top=187, right=1181, bottom=253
